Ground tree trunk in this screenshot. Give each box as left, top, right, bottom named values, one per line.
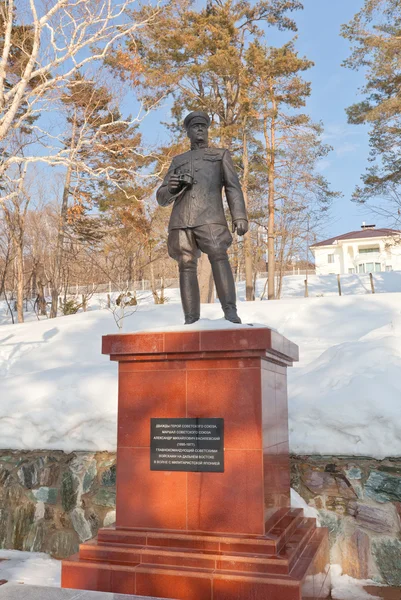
left=50, top=289, right=58, bottom=317
left=0, top=236, right=10, bottom=295
left=267, top=180, right=275, bottom=299
left=2, top=170, right=29, bottom=323
left=127, top=255, right=133, bottom=290
left=15, top=239, right=24, bottom=323
left=232, top=241, right=239, bottom=282
left=264, top=101, right=276, bottom=301
left=159, top=276, right=165, bottom=304
left=198, top=253, right=214, bottom=304
left=50, top=112, right=77, bottom=318
left=31, top=267, right=37, bottom=299
left=0, top=237, right=14, bottom=323
left=276, top=234, right=286, bottom=300
left=242, top=126, right=254, bottom=301
left=37, top=281, right=47, bottom=316
left=149, top=253, right=162, bottom=304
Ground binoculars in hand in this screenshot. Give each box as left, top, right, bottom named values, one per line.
left=178, top=173, right=194, bottom=188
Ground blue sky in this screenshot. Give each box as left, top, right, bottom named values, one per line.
left=292, top=0, right=373, bottom=240
left=139, top=0, right=379, bottom=242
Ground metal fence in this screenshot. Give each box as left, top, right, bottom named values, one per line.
left=0, top=279, right=179, bottom=301
left=0, top=270, right=316, bottom=302
left=257, top=269, right=316, bottom=278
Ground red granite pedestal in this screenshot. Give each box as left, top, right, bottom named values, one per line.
left=62, top=327, right=330, bottom=600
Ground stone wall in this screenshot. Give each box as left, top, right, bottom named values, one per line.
left=0, top=451, right=116, bottom=559
left=291, top=455, right=401, bottom=586
left=1, top=450, right=401, bottom=585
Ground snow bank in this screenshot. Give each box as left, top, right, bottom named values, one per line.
left=289, top=317, right=401, bottom=458
left=1, top=292, right=401, bottom=457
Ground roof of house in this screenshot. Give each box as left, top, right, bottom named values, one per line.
left=311, top=228, right=401, bottom=248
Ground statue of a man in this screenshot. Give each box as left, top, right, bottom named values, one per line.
left=156, top=111, right=248, bottom=324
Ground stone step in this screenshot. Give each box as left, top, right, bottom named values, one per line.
left=285, top=518, right=317, bottom=572
left=267, top=509, right=305, bottom=553
left=63, top=528, right=330, bottom=599
left=289, top=529, right=331, bottom=599
left=78, top=515, right=317, bottom=577
left=79, top=542, right=290, bottom=575
left=63, top=554, right=300, bottom=600
left=97, top=507, right=304, bottom=557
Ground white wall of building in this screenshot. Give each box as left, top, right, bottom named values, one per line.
left=312, top=236, right=401, bottom=275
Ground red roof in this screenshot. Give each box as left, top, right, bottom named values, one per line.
left=311, top=228, right=401, bottom=248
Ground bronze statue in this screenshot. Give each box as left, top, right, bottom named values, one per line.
left=157, top=111, right=248, bottom=324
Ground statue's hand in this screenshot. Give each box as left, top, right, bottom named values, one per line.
left=233, top=219, right=248, bottom=236
left=168, top=174, right=182, bottom=194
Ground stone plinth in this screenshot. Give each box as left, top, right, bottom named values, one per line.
left=62, top=326, right=330, bottom=599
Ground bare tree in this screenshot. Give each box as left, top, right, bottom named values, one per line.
left=0, top=219, right=13, bottom=321
left=2, top=163, right=30, bottom=322
left=106, top=288, right=138, bottom=331
left=0, top=0, right=161, bottom=201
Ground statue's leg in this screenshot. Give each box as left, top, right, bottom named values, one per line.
left=180, top=270, right=200, bottom=324
left=168, top=229, right=201, bottom=324
left=194, top=225, right=241, bottom=324
left=210, top=258, right=241, bottom=324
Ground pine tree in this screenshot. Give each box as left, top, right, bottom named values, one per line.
left=342, top=0, right=401, bottom=215
left=49, top=73, right=147, bottom=317
left=245, top=40, right=337, bottom=298
left=108, top=0, right=303, bottom=300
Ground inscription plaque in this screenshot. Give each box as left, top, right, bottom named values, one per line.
left=150, top=418, right=224, bottom=472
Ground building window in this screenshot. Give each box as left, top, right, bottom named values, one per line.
left=328, top=254, right=335, bottom=264
left=359, top=247, right=380, bottom=254
left=386, top=266, right=393, bottom=272
left=348, top=268, right=355, bottom=274
left=359, top=263, right=382, bottom=273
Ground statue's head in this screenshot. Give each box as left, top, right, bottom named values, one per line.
left=184, top=111, right=210, bottom=148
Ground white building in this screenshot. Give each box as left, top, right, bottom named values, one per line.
left=310, top=225, right=401, bottom=275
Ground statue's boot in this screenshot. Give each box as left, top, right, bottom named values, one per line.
left=211, top=259, right=241, bottom=324
left=180, top=270, right=200, bottom=324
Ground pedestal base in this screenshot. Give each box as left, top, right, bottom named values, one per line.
left=62, top=327, right=329, bottom=599
left=62, top=508, right=330, bottom=599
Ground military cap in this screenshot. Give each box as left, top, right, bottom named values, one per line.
left=183, top=111, right=211, bottom=131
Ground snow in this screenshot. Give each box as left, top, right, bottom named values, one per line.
left=330, top=565, right=383, bottom=599
left=137, top=319, right=273, bottom=332
left=289, top=317, right=401, bottom=457
left=1, top=280, right=401, bottom=457
left=3, top=270, right=401, bottom=327
left=267, top=271, right=401, bottom=298
left=0, top=550, right=61, bottom=587
left=290, top=489, right=321, bottom=525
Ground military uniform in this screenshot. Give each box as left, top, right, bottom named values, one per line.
left=158, top=147, right=247, bottom=230
left=157, top=146, right=247, bottom=268
left=156, top=111, right=248, bottom=323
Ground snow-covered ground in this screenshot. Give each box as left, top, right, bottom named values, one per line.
left=1, top=284, right=401, bottom=457
left=330, top=566, right=384, bottom=600
left=0, top=550, right=61, bottom=587
left=272, top=270, right=401, bottom=298
left=3, top=270, right=401, bottom=327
